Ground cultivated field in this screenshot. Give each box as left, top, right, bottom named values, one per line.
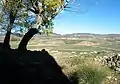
left=10, top=36, right=120, bottom=84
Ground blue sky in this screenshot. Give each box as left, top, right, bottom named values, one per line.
left=53, top=0, right=120, bottom=34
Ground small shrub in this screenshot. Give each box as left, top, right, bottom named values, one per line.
left=69, top=64, right=110, bottom=84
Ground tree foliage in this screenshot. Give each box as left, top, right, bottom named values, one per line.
left=0, top=0, right=74, bottom=49
left=0, top=0, right=80, bottom=36
left=0, top=0, right=100, bottom=35
left=0, top=0, right=27, bottom=34
left=0, top=0, right=100, bottom=50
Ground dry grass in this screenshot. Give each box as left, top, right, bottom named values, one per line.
left=10, top=39, right=120, bottom=84
left=50, top=51, right=119, bottom=84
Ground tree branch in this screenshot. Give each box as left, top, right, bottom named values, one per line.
left=28, top=8, right=35, bottom=13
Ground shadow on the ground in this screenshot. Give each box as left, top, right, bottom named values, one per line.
left=0, top=28, right=78, bottom=84
left=69, top=72, right=79, bottom=84
left=0, top=49, right=75, bottom=84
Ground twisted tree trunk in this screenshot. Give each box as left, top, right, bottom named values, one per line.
left=2, top=11, right=16, bottom=51
left=3, top=28, right=11, bottom=49
left=18, top=28, right=38, bottom=51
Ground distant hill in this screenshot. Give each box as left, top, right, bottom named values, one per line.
left=58, top=33, right=120, bottom=38
left=1, top=33, right=120, bottom=40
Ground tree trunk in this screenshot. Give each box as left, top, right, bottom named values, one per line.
left=2, top=24, right=13, bottom=50
left=2, top=11, right=16, bottom=50
left=3, top=30, right=11, bottom=49
left=18, top=28, right=38, bottom=51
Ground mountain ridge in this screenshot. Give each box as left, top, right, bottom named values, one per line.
left=0, top=33, right=120, bottom=38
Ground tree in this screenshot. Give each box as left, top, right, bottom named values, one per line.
left=0, top=0, right=26, bottom=50
left=0, top=0, right=65, bottom=50
left=0, top=0, right=99, bottom=50
left=18, top=0, right=71, bottom=50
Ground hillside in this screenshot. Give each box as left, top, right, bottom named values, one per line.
left=61, top=33, right=120, bottom=38
left=1, top=33, right=120, bottom=40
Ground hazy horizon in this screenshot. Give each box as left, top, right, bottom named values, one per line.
left=54, top=32, right=120, bottom=35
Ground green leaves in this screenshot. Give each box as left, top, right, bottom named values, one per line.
left=25, top=0, right=66, bottom=30
left=0, top=13, right=4, bottom=23
left=42, top=20, right=54, bottom=36
left=2, top=0, right=18, bottom=12
left=0, top=0, right=74, bottom=36
left=44, top=0, right=64, bottom=9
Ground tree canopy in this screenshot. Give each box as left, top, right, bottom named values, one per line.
left=0, top=0, right=73, bottom=36
left=0, top=0, right=99, bottom=50
left=0, top=0, right=76, bottom=49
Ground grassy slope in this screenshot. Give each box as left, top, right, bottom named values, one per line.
left=10, top=37, right=120, bottom=84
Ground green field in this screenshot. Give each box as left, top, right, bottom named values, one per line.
left=10, top=37, right=120, bottom=84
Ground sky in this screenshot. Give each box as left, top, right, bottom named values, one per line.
left=53, top=0, right=120, bottom=34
